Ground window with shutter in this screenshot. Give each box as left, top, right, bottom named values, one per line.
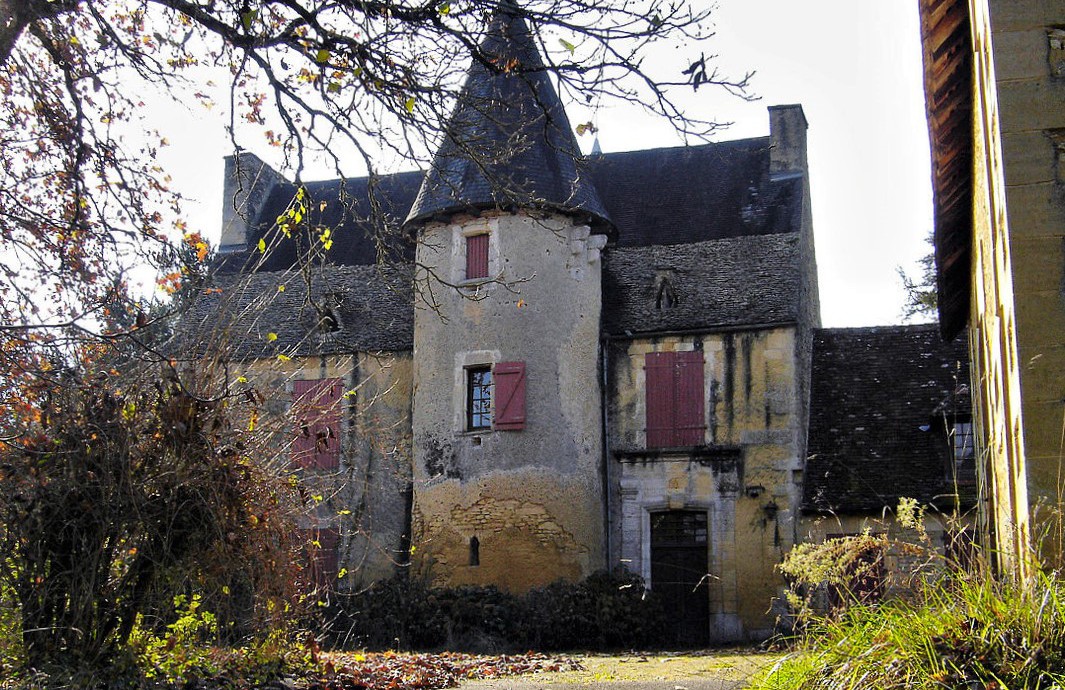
left=645, top=351, right=706, bottom=448
left=291, top=378, right=343, bottom=469
left=493, top=361, right=526, bottom=431
left=466, top=233, right=489, bottom=280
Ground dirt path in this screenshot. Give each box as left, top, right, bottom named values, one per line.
left=458, top=649, right=777, bottom=690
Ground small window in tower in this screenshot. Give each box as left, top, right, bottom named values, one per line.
left=466, top=233, right=489, bottom=280
left=467, top=365, right=492, bottom=431
left=469, top=536, right=480, bottom=566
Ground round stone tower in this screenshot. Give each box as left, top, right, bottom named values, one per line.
left=404, top=4, right=611, bottom=590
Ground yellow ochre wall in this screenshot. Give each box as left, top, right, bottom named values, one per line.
left=608, top=327, right=804, bottom=641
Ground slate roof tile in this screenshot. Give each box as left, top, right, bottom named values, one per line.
left=182, top=264, right=413, bottom=359
left=602, top=233, right=802, bottom=335
left=804, top=324, right=975, bottom=514
left=405, top=5, right=610, bottom=228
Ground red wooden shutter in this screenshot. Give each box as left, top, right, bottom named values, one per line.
left=466, top=233, right=489, bottom=279
left=673, top=351, right=706, bottom=445
left=645, top=352, right=675, bottom=448
left=292, top=378, right=343, bottom=469
left=292, top=380, right=318, bottom=468
left=302, top=527, right=340, bottom=590
left=316, top=527, right=340, bottom=588
left=493, top=361, right=526, bottom=430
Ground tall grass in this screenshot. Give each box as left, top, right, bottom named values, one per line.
left=756, top=548, right=1065, bottom=690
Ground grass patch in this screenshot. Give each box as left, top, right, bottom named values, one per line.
left=751, top=573, right=1065, bottom=690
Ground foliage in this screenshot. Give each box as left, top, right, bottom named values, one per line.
left=752, top=572, right=1065, bottom=690
left=0, top=359, right=306, bottom=675
left=522, top=568, right=666, bottom=650
left=330, top=568, right=664, bottom=652
left=1, top=0, right=751, bottom=372
left=898, top=232, right=938, bottom=320
left=755, top=502, right=1065, bottom=690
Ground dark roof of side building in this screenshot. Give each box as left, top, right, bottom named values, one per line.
left=804, top=324, right=975, bottom=514
left=182, top=264, right=413, bottom=359
left=217, top=138, right=801, bottom=275
left=602, top=233, right=802, bottom=335
left=215, top=171, right=423, bottom=275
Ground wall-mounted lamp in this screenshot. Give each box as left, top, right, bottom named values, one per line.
left=745, top=484, right=766, bottom=499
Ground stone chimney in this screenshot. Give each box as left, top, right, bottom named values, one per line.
left=219, top=150, right=285, bottom=253
left=768, top=104, right=809, bottom=174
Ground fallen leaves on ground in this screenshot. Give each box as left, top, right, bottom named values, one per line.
left=307, top=651, right=583, bottom=689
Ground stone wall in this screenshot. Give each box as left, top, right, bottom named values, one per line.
left=606, top=327, right=801, bottom=641
left=990, top=0, right=1065, bottom=564
left=239, top=352, right=413, bottom=587
left=410, top=211, right=607, bottom=590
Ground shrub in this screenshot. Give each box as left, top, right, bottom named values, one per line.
left=329, top=568, right=664, bottom=652
left=0, top=364, right=306, bottom=675
left=755, top=501, right=1065, bottom=690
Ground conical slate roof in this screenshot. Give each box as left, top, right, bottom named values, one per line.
left=405, top=4, right=611, bottom=229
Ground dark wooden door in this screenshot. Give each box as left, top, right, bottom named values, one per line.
left=650, top=510, right=710, bottom=648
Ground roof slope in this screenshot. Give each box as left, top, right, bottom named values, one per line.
left=405, top=5, right=610, bottom=228
left=220, top=138, right=800, bottom=275
left=182, top=264, right=413, bottom=358
left=602, top=233, right=801, bottom=335
left=593, top=139, right=802, bottom=247
left=804, top=325, right=974, bottom=514
left=216, top=171, right=423, bottom=274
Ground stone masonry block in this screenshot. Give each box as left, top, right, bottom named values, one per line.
left=995, top=29, right=1053, bottom=81
left=1002, top=131, right=1058, bottom=186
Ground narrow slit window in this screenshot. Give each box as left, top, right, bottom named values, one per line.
left=469, top=536, right=480, bottom=566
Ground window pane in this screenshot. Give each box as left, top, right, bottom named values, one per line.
left=953, top=421, right=974, bottom=461
left=468, top=366, right=492, bottom=430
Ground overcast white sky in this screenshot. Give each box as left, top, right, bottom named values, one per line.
left=151, top=0, right=934, bottom=328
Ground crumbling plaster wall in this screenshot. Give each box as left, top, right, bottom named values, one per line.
left=607, top=327, right=802, bottom=640
left=239, top=352, right=413, bottom=587
left=411, top=211, right=606, bottom=590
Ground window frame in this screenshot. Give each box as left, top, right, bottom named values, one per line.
left=466, top=365, right=493, bottom=431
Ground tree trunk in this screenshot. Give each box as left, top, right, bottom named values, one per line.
left=0, top=0, right=81, bottom=66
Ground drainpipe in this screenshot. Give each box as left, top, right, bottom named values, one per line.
left=601, top=334, right=612, bottom=569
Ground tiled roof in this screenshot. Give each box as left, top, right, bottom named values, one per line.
left=918, top=0, right=972, bottom=340
left=216, top=171, right=423, bottom=274
left=182, top=264, right=413, bottom=358
left=804, top=324, right=975, bottom=514
left=593, top=139, right=803, bottom=247
left=405, top=5, right=610, bottom=228
left=222, top=137, right=800, bottom=275
left=602, top=233, right=801, bottom=335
